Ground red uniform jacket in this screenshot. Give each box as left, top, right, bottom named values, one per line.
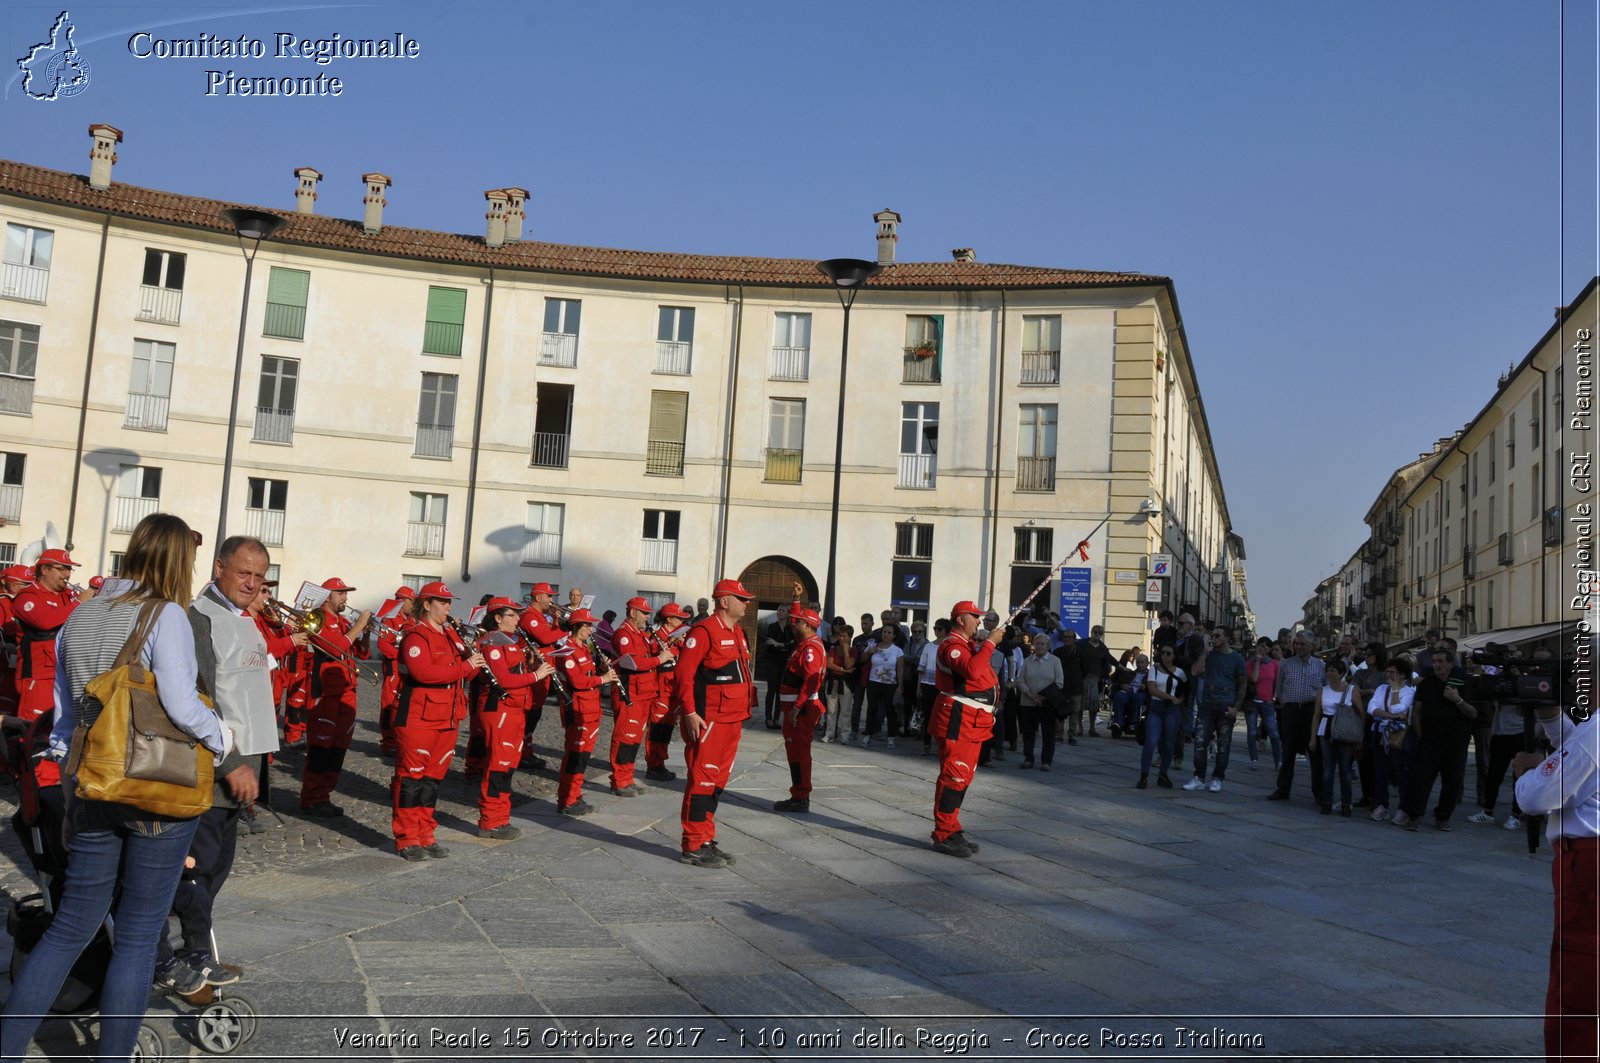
left=612, top=621, right=666, bottom=706
left=12, top=585, right=78, bottom=683
left=933, top=633, right=998, bottom=742
left=254, top=612, right=296, bottom=703
left=779, top=634, right=827, bottom=710
left=517, top=607, right=563, bottom=649
left=474, top=630, right=540, bottom=713
left=312, top=607, right=369, bottom=698
left=554, top=639, right=604, bottom=716
left=396, top=623, right=476, bottom=728
left=673, top=614, right=754, bottom=722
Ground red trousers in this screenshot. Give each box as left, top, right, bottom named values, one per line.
left=781, top=702, right=825, bottom=799
left=477, top=705, right=525, bottom=830
left=300, top=692, right=356, bottom=808
left=557, top=697, right=601, bottom=808
left=679, top=712, right=743, bottom=853
left=1546, top=839, right=1599, bottom=1063
left=645, top=696, right=676, bottom=771
left=392, top=724, right=457, bottom=851
left=608, top=689, right=650, bottom=789
left=930, top=703, right=993, bottom=842
left=282, top=677, right=309, bottom=744
left=17, top=679, right=58, bottom=788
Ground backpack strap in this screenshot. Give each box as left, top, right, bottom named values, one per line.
left=115, top=600, right=166, bottom=681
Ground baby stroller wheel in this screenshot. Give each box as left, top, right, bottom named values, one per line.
left=195, top=1000, right=247, bottom=1054
left=131, top=1023, right=166, bottom=1061
left=218, top=993, right=259, bottom=1044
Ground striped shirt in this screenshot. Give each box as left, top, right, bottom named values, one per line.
left=1274, top=654, right=1327, bottom=704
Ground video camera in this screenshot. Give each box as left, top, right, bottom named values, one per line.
left=1465, top=643, right=1564, bottom=705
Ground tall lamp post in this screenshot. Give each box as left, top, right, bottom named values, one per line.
left=216, top=207, right=287, bottom=550
left=816, top=257, right=882, bottom=623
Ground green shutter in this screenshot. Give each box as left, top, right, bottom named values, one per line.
left=422, top=286, right=467, bottom=356
left=263, top=268, right=309, bottom=340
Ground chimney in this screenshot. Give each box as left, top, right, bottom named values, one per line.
left=361, top=172, right=391, bottom=235
left=874, top=208, right=901, bottom=265
left=484, top=189, right=509, bottom=248
left=502, top=187, right=529, bottom=242
left=951, top=247, right=976, bottom=263
left=293, top=167, right=322, bottom=214
left=87, top=123, right=123, bottom=191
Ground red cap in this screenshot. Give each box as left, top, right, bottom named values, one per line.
left=321, top=577, right=354, bottom=592
left=2, top=564, right=35, bottom=584
left=711, top=578, right=753, bottom=601
left=790, top=607, right=822, bottom=630
left=87, top=575, right=106, bottom=591
left=624, top=596, right=650, bottom=613
left=950, top=600, right=984, bottom=620
left=563, top=607, right=598, bottom=628
left=659, top=602, right=691, bottom=620
left=261, top=579, right=278, bottom=588
left=394, top=586, right=416, bottom=601
left=36, top=549, right=78, bottom=568
left=417, top=581, right=455, bottom=601
left=483, top=596, right=519, bottom=615
left=527, top=581, right=555, bottom=596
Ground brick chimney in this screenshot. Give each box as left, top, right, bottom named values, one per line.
left=503, top=187, right=529, bottom=242
left=874, top=208, right=901, bottom=265
left=293, top=167, right=322, bottom=214
left=87, top=123, right=123, bottom=191
left=484, top=189, right=508, bottom=248
left=951, top=247, right=976, bottom=262
left=361, top=172, right=391, bottom=235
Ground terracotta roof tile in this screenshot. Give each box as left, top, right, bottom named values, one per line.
left=0, top=159, right=1168, bottom=291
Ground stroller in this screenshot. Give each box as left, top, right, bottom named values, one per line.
left=2, top=715, right=260, bottom=1058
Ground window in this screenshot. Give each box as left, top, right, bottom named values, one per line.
left=404, top=573, right=442, bottom=593
left=1017, top=404, right=1057, bottom=491
left=415, top=372, right=457, bottom=458
left=109, top=552, right=125, bottom=577
left=264, top=563, right=281, bottom=586
left=541, top=298, right=581, bottom=366
left=1471, top=455, right=1478, bottom=497
left=125, top=338, right=175, bottom=431
left=895, top=522, right=933, bottom=559
left=0, top=544, right=14, bottom=565
left=114, top=464, right=161, bottom=533
left=531, top=382, right=573, bottom=468
left=1488, top=430, right=1496, bottom=482
left=640, top=509, right=680, bottom=575
left=765, top=398, right=804, bottom=483
left=1507, top=415, right=1515, bottom=469
left=771, top=312, right=811, bottom=380
left=899, top=401, right=938, bottom=488
left=634, top=589, right=676, bottom=611
left=254, top=356, right=299, bottom=443
left=138, top=249, right=185, bottom=324
left=1488, top=496, right=1496, bottom=539
left=1531, top=464, right=1540, bottom=520
left=3, top=224, right=52, bottom=303
left=0, top=320, right=39, bottom=415
left=646, top=390, right=688, bottom=476
left=406, top=491, right=447, bottom=558
left=656, top=306, right=694, bottom=374
left=0, top=451, right=23, bottom=523
left=522, top=501, right=564, bottom=566
left=1020, top=315, right=1061, bottom=384
left=245, top=477, right=288, bottom=546
left=422, top=286, right=467, bottom=356
left=903, top=315, right=942, bottom=383
left=263, top=267, right=309, bottom=340
left=1014, top=526, right=1054, bottom=564
left=1531, top=396, right=1542, bottom=445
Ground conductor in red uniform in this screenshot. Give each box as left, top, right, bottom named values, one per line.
left=393, top=582, right=483, bottom=860
left=929, top=601, right=997, bottom=858
left=774, top=607, right=827, bottom=813
left=609, top=596, right=672, bottom=797
left=644, top=603, right=692, bottom=780
left=517, top=581, right=564, bottom=769
left=474, top=597, right=553, bottom=838
left=299, top=577, right=371, bottom=817
left=673, top=578, right=756, bottom=868
left=14, top=549, right=88, bottom=787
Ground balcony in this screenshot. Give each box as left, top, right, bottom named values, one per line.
left=405, top=520, right=446, bottom=558
left=244, top=507, right=285, bottom=547
left=639, top=537, right=679, bottom=575
left=764, top=447, right=802, bottom=484
left=0, top=482, right=20, bottom=523
left=137, top=285, right=182, bottom=325
left=520, top=533, right=561, bottom=567
left=414, top=422, right=454, bottom=459
left=540, top=332, right=577, bottom=367
left=422, top=320, right=463, bottom=357
left=123, top=392, right=170, bottom=432
left=1020, top=349, right=1060, bottom=385
left=531, top=431, right=570, bottom=469
left=1, top=263, right=48, bottom=304
left=113, top=495, right=158, bottom=533
left=253, top=407, right=295, bottom=444
left=646, top=439, right=684, bottom=476
left=655, top=340, right=692, bottom=375
left=770, top=345, right=809, bottom=381
left=898, top=453, right=937, bottom=489
left=1462, top=546, right=1476, bottom=580
left=1016, top=456, right=1056, bottom=492
left=0, top=374, right=35, bottom=415
left=1498, top=532, right=1513, bottom=566
left=902, top=350, right=940, bottom=384
left=263, top=301, right=306, bottom=341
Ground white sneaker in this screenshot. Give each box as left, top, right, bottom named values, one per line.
left=1331, top=802, right=1344, bottom=813
left=1390, top=810, right=1412, bottom=827
left=886, top=737, right=896, bottom=749
left=1503, top=815, right=1522, bottom=831
left=1182, top=777, right=1206, bottom=791
left=1371, top=805, right=1390, bottom=822
left=1467, top=811, right=1495, bottom=824
left=1249, top=759, right=1259, bottom=770
left=1207, top=778, right=1223, bottom=793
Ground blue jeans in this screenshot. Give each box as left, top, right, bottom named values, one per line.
left=1140, top=703, right=1183, bottom=778
left=2, top=799, right=199, bottom=1063
left=1193, top=704, right=1237, bottom=780
left=1319, top=739, right=1355, bottom=809
left=1245, top=699, right=1282, bottom=766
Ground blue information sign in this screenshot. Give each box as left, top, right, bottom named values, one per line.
left=1059, top=567, right=1091, bottom=638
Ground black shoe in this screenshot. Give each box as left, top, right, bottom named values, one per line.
left=610, top=783, right=646, bottom=797
left=153, top=956, right=206, bottom=995
left=189, top=955, right=241, bottom=987
left=1434, top=819, right=1452, bottom=832
left=1319, top=804, right=1332, bottom=815
left=302, top=802, right=341, bottom=818
left=1136, top=775, right=1148, bottom=789
left=558, top=799, right=594, bottom=817
left=681, top=843, right=731, bottom=868
left=952, top=831, right=980, bottom=854
left=398, top=845, right=431, bottom=862
left=1157, top=774, right=1173, bottom=789
left=424, top=843, right=450, bottom=858
left=645, top=766, right=677, bottom=781
left=521, top=754, right=548, bottom=771
left=477, top=824, right=522, bottom=840
left=1040, top=763, right=1051, bottom=772
left=1340, top=808, right=1353, bottom=818
left=773, top=798, right=811, bottom=813
left=1020, top=758, right=1034, bottom=769
left=1066, top=737, right=1078, bottom=746
left=706, top=840, right=737, bottom=865
left=1109, top=724, right=1122, bottom=739
left=931, top=834, right=973, bottom=858
left=1266, top=790, right=1289, bottom=801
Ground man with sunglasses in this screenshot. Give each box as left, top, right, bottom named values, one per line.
left=1182, top=627, right=1246, bottom=793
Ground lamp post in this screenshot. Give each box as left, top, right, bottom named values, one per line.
left=216, top=207, right=287, bottom=550
left=1438, top=594, right=1452, bottom=636
left=816, top=257, right=882, bottom=622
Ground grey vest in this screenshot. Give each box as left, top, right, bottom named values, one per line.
left=192, top=592, right=278, bottom=758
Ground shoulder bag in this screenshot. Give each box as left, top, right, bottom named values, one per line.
left=1329, top=684, right=1364, bottom=745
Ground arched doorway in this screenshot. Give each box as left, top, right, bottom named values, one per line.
left=735, top=555, right=818, bottom=648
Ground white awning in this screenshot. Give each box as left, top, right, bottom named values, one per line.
left=1453, top=622, right=1571, bottom=654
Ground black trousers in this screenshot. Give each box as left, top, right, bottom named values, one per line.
left=1275, top=701, right=1324, bottom=803
left=164, top=802, right=240, bottom=960
left=1018, top=701, right=1056, bottom=765
left=1401, top=734, right=1471, bottom=823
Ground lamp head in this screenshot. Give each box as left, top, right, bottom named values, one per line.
left=817, top=258, right=882, bottom=288
left=220, top=207, right=287, bottom=242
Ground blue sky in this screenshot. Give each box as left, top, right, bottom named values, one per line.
left=4, top=0, right=1595, bottom=632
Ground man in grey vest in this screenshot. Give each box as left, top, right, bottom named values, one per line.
left=153, top=535, right=280, bottom=994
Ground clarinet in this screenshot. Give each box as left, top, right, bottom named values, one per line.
left=589, top=638, right=632, bottom=706
left=446, top=618, right=501, bottom=690
left=516, top=630, right=572, bottom=707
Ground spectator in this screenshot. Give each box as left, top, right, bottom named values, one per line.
left=1245, top=636, right=1282, bottom=772
left=1351, top=642, right=1387, bottom=808
left=861, top=625, right=904, bottom=748
left=915, top=619, right=948, bottom=754
left=1053, top=629, right=1083, bottom=744
left=1366, top=656, right=1414, bottom=821
left=1183, top=626, right=1247, bottom=793
left=694, top=598, right=710, bottom=622
left=901, top=620, right=931, bottom=735
left=1170, top=614, right=1209, bottom=752
left=822, top=620, right=856, bottom=743
left=1079, top=625, right=1116, bottom=738
left=1110, top=649, right=1147, bottom=737
left=1017, top=634, right=1062, bottom=770
left=1467, top=697, right=1528, bottom=831
left=848, top=612, right=876, bottom=740
left=1311, top=656, right=1360, bottom=816
left=1151, top=611, right=1178, bottom=656
left=1268, top=632, right=1327, bottom=805
left=1138, top=645, right=1186, bottom=789
left=757, top=604, right=794, bottom=729
left=879, top=608, right=909, bottom=651
left=981, top=627, right=1022, bottom=765
left=1394, top=648, right=1479, bottom=831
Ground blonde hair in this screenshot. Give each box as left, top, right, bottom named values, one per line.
left=113, top=513, right=197, bottom=606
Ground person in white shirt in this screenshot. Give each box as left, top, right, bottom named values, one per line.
left=1138, top=646, right=1186, bottom=789
left=1365, top=658, right=1415, bottom=821
left=861, top=626, right=904, bottom=748
left=1017, top=634, right=1063, bottom=770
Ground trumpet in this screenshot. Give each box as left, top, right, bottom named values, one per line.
left=268, top=596, right=361, bottom=668
left=547, top=603, right=573, bottom=625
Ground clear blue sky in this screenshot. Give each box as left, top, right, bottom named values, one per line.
left=4, top=0, right=1595, bottom=632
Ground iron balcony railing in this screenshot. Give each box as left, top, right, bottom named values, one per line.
left=422, top=320, right=464, bottom=357
left=123, top=392, right=170, bottom=432
left=898, top=453, right=937, bottom=489
left=769, top=345, right=809, bottom=381
left=414, top=423, right=454, bottom=459
left=405, top=521, right=446, bottom=558
left=646, top=439, right=684, bottom=476
left=764, top=448, right=802, bottom=483
left=136, top=285, right=182, bottom=325
left=639, top=538, right=679, bottom=575
left=902, top=349, right=940, bottom=383
left=540, top=332, right=578, bottom=367
left=263, top=301, right=306, bottom=340
left=1016, top=456, right=1056, bottom=492
left=520, top=534, right=561, bottom=567
left=113, top=495, right=158, bottom=533
left=655, top=340, right=692, bottom=375
left=1019, top=349, right=1060, bottom=384
left=253, top=407, right=295, bottom=444
left=0, top=375, right=33, bottom=415
left=531, top=431, right=570, bottom=469
left=0, top=483, right=20, bottom=523
left=1, top=263, right=48, bottom=304
left=244, top=508, right=286, bottom=547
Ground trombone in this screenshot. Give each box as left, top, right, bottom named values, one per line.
left=265, top=596, right=360, bottom=667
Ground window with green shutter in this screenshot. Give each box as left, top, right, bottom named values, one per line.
left=423, top=286, right=467, bottom=356
left=263, top=267, right=309, bottom=340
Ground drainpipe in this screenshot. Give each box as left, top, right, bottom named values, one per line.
left=984, top=289, right=1007, bottom=606
left=459, top=268, right=494, bottom=582
left=64, top=214, right=112, bottom=553
left=1528, top=365, right=1549, bottom=621
left=714, top=284, right=744, bottom=578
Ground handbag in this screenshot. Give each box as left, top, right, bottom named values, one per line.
left=66, top=600, right=216, bottom=818
left=1329, top=686, right=1363, bottom=745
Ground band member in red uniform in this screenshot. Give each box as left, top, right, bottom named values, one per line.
left=673, top=579, right=756, bottom=867
left=929, top=600, right=997, bottom=858
left=376, top=586, right=417, bottom=758
left=474, top=597, right=553, bottom=838
left=552, top=608, right=617, bottom=816
left=299, top=577, right=371, bottom=817
left=0, top=564, right=36, bottom=713
left=609, top=597, right=673, bottom=797
left=14, top=549, right=88, bottom=787
left=281, top=628, right=314, bottom=750
left=251, top=582, right=304, bottom=707
left=393, top=581, right=482, bottom=860
left=774, top=607, right=827, bottom=813
left=518, top=581, right=564, bottom=769
left=644, top=603, right=691, bottom=781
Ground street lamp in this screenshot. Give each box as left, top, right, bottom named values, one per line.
left=816, top=257, right=882, bottom=622
left=1438, top=594, right=1452, bottom=635
left=216, top=207, right=287, bottom=550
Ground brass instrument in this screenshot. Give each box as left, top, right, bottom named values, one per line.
left=268, top=596, right=360, bottom=668
left=446, top=617, right=500, bottom=690
left=515, top=629, right=571, bottom=707
left=547, top=603, right=573, bottom=625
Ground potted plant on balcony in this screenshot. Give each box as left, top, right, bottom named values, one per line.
left=912, top=341, right=937, bottom=359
